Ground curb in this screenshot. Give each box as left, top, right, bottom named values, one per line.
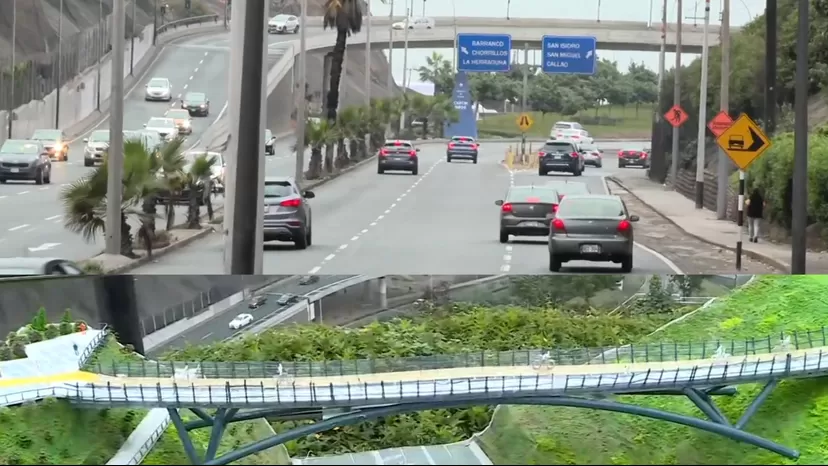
left=606, top=176, right=789, bottom=272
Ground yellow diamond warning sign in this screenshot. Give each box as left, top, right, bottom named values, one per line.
left=516, top=113, right=534, bottom=132
left=715, top=113, right=772, bottom=170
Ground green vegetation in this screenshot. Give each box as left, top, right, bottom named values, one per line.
left=163, top=303, right=676, bottom=458
left=477, top=275, right=828, bottom=465
left=416, top=51, right=658, bottom=138
left=0, top=309, right=82, bottom=360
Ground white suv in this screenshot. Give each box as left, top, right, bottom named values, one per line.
left=268, top=14, right=299, bottom=34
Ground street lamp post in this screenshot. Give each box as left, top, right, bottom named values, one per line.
left=130, top=0, right=137, bottom=75
left=295, top=0, right=308, bottom=184
left=8, top=0, right=16, bottom=138
left=56, top=0, right=63, bottom=128
left=400, top=0, right=413, bottom=133
left=693, top=0, right=711, bottom=209
left=791, top=0, right=809, bottom=273
left=98, top=0, right=104, bottom=110
left=506, top=0, right=511, bottom=20
left=105, top=0, right=126, bottom=256
left=365, top=0, right=372, bottom=105
left=387, top=0, right=394, bottom=92
left=669, top=0, right=683, bottom=187
left=765, top=0, right=777, bottom=134
left=716, top=0, right=731, bottom=220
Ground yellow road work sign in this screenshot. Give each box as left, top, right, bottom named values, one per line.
left=715, top=114, right=772, bottom=170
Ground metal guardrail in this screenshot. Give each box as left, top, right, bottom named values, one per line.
left=123, top=415, right=171, bottom=466
left=93, top=327, right=827, bottom=379
left=155, top=14, right=221, bottom=36
left=78, top=324, right=109, bottom=367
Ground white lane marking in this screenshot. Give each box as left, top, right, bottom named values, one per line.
left=183, top=84, right=188, bottom=89
left=0, top=195, right=6, bottom=200
left=45, top=215, right=61, bottom=221
left=27, top=242, right=61, bottom=252
left=17, top=191, right=29, bottom=195
left=304, top=158, right=444, bottom=272
left=501, top=245, right=513, bottom=272
left=193, top=67, right=199, bottom=73
left=308, top=266, right=321, bottom=274
left=8, top=224, right=29, bottom=231
left=189, top=75, right=194, bottom=80
left=39, top=187, right=49, bottom=191
left=600, top=175, right=684, bottom=274
left=199, top=59, right=204, bottom=64
left=201, top=332, right=213, bottom=340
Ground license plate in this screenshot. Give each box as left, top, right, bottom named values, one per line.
left=580, top=244, right=602, bottom=254
left=521, top=221, right=544, bottom=228
left=10, top=168, right=18, bottom=173
left=554, top=154, right=562, bottom=159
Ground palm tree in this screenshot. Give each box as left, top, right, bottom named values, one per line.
left=322, top=0, right=363, bottom=122
left=295, top=118, right=335, bottom=180
left=61, top=140, right=158, bottom=258
left=141, top=138, right=187, bottom=234
left=417, top=52, right=455, bottom=95
left=181, top=153, right=218, bottom=229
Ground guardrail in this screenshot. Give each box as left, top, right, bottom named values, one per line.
left=78, top=325, right=109, bottom=367
left=156, top=14, right=221, bottom=36
left=120, top=413, right=171, bottom=466
left=92, top=327, right=827, bottom=379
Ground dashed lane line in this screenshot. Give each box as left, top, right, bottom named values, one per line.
left=308, top=160, right=443, bottom=274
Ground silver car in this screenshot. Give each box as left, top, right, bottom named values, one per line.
left=548, top=194, right=639, bottom=273
left=263, top=176, right=315, bottom=249
left=0, top=139, right=52, bottom=184
left=83, top=130, right=110, bottom=166
left=144, top=77, right=172, bottom=101
left=144, top=117, right=179, bottom=141
left=0, top=257, right=84, bottom=276
left=496, top=185, right=562, bottom=243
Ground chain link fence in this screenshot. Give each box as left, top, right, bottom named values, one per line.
left=93, top=327, right=828, bottom=379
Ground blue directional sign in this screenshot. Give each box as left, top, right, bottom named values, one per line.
left=541, top=35, right=597, bottom=75
left=457, top=33, right=512, bottom=73
left=444, top=72, right=478, bottom=139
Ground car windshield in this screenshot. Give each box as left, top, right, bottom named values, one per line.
left=88, top=131, right=109, bottom=142
left=542, top=142, right=574, bottom=152
left=451, top=136, right=475, bottom=143
left=507, top=187, right=559, bottom=203
left=264, top=181, right=294, bottom=198
left=272, top=14, right=290, bottom=21
left=167, top=110, right=189, bottom=119
left=185, top=93, right=206, bottom=103
left=31, top=129, right=61, bottom=140
left=554, top=123, right=573, bottom=129
left=147, top=118, right=174, bottom=129
left=384, top=141, right=413, bottom=149
left=0, top=141, right=40, bottom=154
left=148, top=78, right=168, bottom=87
left=558, top=198, right=625, bottom=218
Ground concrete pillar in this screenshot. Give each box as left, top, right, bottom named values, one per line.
left=379, top=276, right=387, bottom=309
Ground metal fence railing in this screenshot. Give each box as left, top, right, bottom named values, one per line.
left=122, top=415, right=171, bottom=466
left=78, top=324, right=109, bottom=367
left=0, top=13, right=220, bottom=113
left=91, top=327, right=828, bottom=380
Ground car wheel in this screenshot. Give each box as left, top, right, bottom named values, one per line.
left=473, top=157, right=478, bottom=164
left=412, top=166, right=418, bottom=175
left=549, top=253, right=562, bottom=272
left=620, top=255, right=633, bottom=273
left=0, top=178, right=6, bottom=184
left=306, top=227, right=312, bottom=246
left=596, top=162, right=602, bottom=168
left=378, top=165, right=385, bottom=174
left=447, top=156, right=452, bottom=163
left=84, top=159, right=94, bottom=167
left=499, top=230, right=509, bottom=244
left=44, top=170, right=51, bottom=184
left=538, top=169, right=547, bottom=176
left=35, top=169, right=43, bottom=185
left=295, top=229, right=309, bottom=250
left=294, top=26, right=300, bottom=33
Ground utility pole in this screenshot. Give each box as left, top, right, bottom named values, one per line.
left=400, top=0, right=412, bottom=133
left=716, top=0, right=731, bottom=219
left=130, top=0, right=137, bottom=75
left=693, top=0, right=711, bottom=209
left=224, top=0, right=267, bottom=275
left=669, top=0, right=683, bottom=188
left=105, top=0, right=126, bottom=256
left=597, top=0, right=602, bottom=22
left=765, top=0, right=777, bottom=134
left=295, top=0, right=307, bottom=184
left=656, top=0, right=666, bottom=115
left=365, top=0, right=372, bottom=105
left=56, top=0, right=63, bottom=128
left=153, top=0, right=159, bottom=45
left=98, top=0, right=104, bottom=110
left=791, top=0, right=808, bottom=274
left=521, top=43, right=528, bottom=156
left=8, top=0, right=16, bottom=138
left=387, top=0, right=394, bottom=92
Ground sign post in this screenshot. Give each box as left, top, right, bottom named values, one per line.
left=715, top=113, right=772, bottom=270
left=541, top=35, right=598, bottom=75
left=516, top=113, right=534, bottom=163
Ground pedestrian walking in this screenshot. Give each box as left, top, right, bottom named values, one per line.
left=72, top=342, right=79, bottom=356
left=746, top=188, right=765, bottom=243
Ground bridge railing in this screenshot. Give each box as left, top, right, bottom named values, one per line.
left=155, top=15, right=221, bottom=35
left=92, top=327, right=828, bottom=379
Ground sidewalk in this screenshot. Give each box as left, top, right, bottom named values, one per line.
left=608, top=175, right=828, bottom=273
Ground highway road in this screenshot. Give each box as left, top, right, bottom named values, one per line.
left=0, top=32, right=306, bottom=262
left=134, top=141, right=686, bottom=275
left=145, top=274, right=354, bottom=357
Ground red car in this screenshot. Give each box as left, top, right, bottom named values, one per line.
left=617, top=148, right=650, bottom=169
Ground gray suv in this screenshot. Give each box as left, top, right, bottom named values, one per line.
left=0, top=139, right=52, bottom=184
left=263, top=176, right=315, bottom=249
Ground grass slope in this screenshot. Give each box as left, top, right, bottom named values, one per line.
left=2, top=334, right=290, bottom=465
left=477, top=275, right=828, bottom=465
left=477, top=105, right=652, bottom=139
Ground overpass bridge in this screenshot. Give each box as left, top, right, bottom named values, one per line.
left=2, top=326, right=827, bottom=464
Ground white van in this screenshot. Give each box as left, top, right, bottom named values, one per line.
left=392, top=17, right=435, bottom=30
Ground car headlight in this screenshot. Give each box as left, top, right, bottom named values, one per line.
left=54, top=143, right=63, bottom=151
left=182, top=121, right=191, bottom=128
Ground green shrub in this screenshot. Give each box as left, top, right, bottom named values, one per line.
left=61, top=309, right=73, bottom=323
left=28, top=330, right=44, bottom=343
left=11, top=341, right=27, bottom=359
left=0, top=344, right=12, bottom=361
left=30, top=308, right=48, bottom=332
left=59, top=322, right=74, bottom=336
left=44, top=326, right=60, bottom=340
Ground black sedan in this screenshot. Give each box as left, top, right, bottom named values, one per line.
left=446, top=136, right=478, bottom=163
left=181, top=92, right=210, bottom=117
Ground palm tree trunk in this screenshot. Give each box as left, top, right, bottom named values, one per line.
left=324, top=144, right=334, bottom=173
left=325, top=29, right=348, bottom=122
left=119, top=212, right=136, bottom=258
left=307, top=147, right=324, bottom=179
left=141, top=196, right=157, bottom=234
left=165, top=201, right=176, bottom=231
left=349, top=139, right=359, bottom=161
left=336, top=139, right=348, bottom=168
left=186, top=188, right=201, bottom=229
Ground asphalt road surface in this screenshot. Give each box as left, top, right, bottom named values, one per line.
left=0, top=32, right=304, bottom=262
left=134, top=141, right=687, bottom=275
left=145, top=274, right=353, bottom=357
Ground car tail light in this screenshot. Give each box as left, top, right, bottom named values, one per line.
left=618, top=219, right=632, bottom=232
left=280, top=198, right=302, bottom=207
left=552, top=204, right=559, bottom=213
left=409, top=150, right=417, bottom=157
left=571, top=152, right=579, bottom=158
left=552, top=218, right=566, bottom=231
left=501, top=202, right=513, bottom=213
left=641, top=152, right=648, bottom=158
left=471, top=143, right=478, bottom=149
left=526, top=196, right=540, bottom=203
left=394, top=141, right=402, bottom=146
left=448, top=142, right=455, bottom=148
left=380, top=149, right=389, bottom=156
left=538, top=151, right=546, bottom=157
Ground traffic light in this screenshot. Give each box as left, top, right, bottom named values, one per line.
left=185, top=0, right=191, bottom=9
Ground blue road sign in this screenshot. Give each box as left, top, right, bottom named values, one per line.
left=457, top=33, right=512, bottom=73
left=444, top=72, right=478, bottom=139
left=541, top=35, right=597, bottom=75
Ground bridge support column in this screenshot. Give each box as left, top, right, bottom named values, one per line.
left=379, top=276, right=387, bottom=309
left=168, top=407, right=240, bottom=464
left=682, top=379, right=778, bottom=429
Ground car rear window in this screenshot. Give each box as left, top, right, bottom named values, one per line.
left=508, top=188, right=559, bottom=203
left=542, top=142, right=574, bottom=152
left=451, top=137, right=475, bottom=143
left=1, top=141, right=40, bottom=154
left=264, top=181, right=294, bottom=197
left=384, top=141, right=413, bottom=148
left=558, top=198, right=625, bottom=217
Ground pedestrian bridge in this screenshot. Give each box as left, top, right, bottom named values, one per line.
left=1, top=328, right=825, bottom=464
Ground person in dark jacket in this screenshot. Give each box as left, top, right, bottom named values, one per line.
left=746, top=188, right=765, bottom=243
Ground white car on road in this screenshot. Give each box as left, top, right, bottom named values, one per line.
left=268, top=14, right=300, bottom=34
left=144, top=77, right=172, bottom=102
left=228, top=313, right=254, bottom=330
left=144, top=117, right=179, bottom=142
left=392, top=17, right=435, bottom=30
left=551, top=128, right=593, bottom=145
